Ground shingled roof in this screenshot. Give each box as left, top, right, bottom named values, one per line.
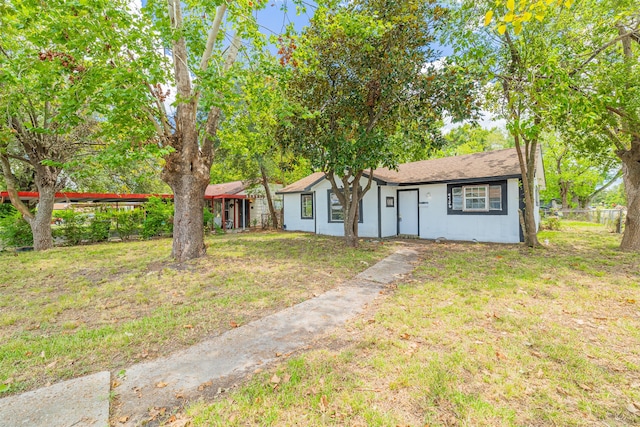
left=278, top=148, right=522, bottom=194
left=277, top=172, right=326, bottom=194
left=205, top=181, right=247, bottom=197
left=372, top=148, right=522, bottom=184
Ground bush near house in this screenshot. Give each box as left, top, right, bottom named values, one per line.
left=0, top=207, right=32, bottom=248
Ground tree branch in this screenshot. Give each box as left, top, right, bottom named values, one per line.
left=0, top=153, right=35, bottom=222
left=570, top=29, right=640, bottom=76
left=199, top=4, right=228, bottom=72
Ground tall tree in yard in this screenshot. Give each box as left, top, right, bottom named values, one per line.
left=0, top=0, right=158, bottom=250
left=142, top=0, right=262, bottom=260
left=215, top=55, right=300, bottom=229
left=285, top=0, right=479, bottom=247
left=553, top=0, right=640, bottom=249
left=445, top=0, right=579, bottom=247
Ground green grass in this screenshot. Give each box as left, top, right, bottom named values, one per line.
left=188, top=222, right=640, bottom=426
left=0, top=232, right=393, bottom=395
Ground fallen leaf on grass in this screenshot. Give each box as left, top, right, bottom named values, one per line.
left=46, top=360, right=57, bottom=369
left=275, top=352, right=282, bottom=357
left=183, top=324, right=193, bottom=329
left=496, top=351, right=507, bottom=361
left=156, top=382, right=168, bottom=388
left=112, top=380, right=121, bottom=388
left=578, top=383, right=592, bottom=391
left=118, top=416, right=129, bottom=423
left=271, top=374, right=280, bottom=384
left=229, top=321, right=239, bottom=328
left=282, top=373, right=291, bottom=383
left=400, top=333, right=410, bottom=340
left=197, top=380, right=212, bottom=391
left=626, top=299, right=636, bottom=304
left=175, top=392, right=184, bottom=399
left=319, top=395, right=328, bottom=412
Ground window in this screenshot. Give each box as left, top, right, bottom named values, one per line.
left=489, top=185, right=502, bottom=210
left=329, top=192, right=344, bottom=221
left=301, top=193, right=314, bottom=219
left=327, top=189, right=363, bottom=223
left=447, top=181, right=507, bottom=215
left=452, top=187, right=463, bottom=210
left=386, top=196, right=395, bottom=207
left=464, top=186, right=487, bottom=211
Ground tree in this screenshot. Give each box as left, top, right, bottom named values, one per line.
left=541, top=132, right=620, bottom=209
left=445, top=0, right=581, bottom=247
left=215, top=55, right=302, bottom=229
left=440, top=124, right=512, bottom=157
left=0, top=0, right=157, bottom=250
left=285, top=0, right=479, bottom=247
left=142, top=1, right=263, bottom=261
left=542, top=0, right=639, bottom=249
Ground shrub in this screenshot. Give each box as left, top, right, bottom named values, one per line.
left=203, top=207, right=214, bottom=231
left=0, top=209, right=33, bottom=248
left=112, top=209, right=143, bottom=241
left=142, top=197, right=173, bottom=239
left=87, top=211, right=111, bottom=243
left=544, top=216, right=562, bottom=231
left=53, top=209, right=87, bottom=245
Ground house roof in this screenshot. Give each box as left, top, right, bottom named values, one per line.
left=204, top=181, right=247, bottom=198
left=277, top=172, right=326, bottom=194
left=277, top=148, right=523, bottom=194
left=372, top=148, right=522, bottom=185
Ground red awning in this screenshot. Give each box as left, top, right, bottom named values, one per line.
left=1, top=191, right=173, bottom=204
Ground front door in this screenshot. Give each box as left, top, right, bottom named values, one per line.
left=398, top=190, right=419, bottom=236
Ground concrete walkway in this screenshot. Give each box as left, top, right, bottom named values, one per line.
left=0, top=247, right=419, bottom=427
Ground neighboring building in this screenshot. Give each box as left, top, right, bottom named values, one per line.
left=277, top=148, right=545, bottom=243
left=205, top=181, right=251, bottom=230
left=205, top=181, right=283, bottom=229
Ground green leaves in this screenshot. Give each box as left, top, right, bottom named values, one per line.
left=286, top=0, right=478, bottom=176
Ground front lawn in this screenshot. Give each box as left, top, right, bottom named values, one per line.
left=189, top=222, right=640, bottom=426
left=0, top=232, right=392, bottom=395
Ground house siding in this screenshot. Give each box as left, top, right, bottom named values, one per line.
left=414, top=179, right=521, bottom=243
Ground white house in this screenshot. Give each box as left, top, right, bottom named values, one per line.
left=276, top=148, right=545, bottom=243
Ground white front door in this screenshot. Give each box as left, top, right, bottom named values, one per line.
left=398, top=190, right=419, bottom=236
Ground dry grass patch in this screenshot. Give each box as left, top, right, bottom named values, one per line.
left=188, top=222, right=640, bottom=426
left=0, top=232, right=393, bottom=395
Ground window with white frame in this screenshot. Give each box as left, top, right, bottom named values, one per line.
left=448, top=182, right=506, bottom=215
left=327, top=189, right=363, bottom=223
left=301, top=193, right=314, bottom=219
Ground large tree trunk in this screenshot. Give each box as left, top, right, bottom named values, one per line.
left=1, top=154, right=57, bottom=250
left=166, top=172, right=208, bottom=261
left=619, top=141, right=640, bottom=250
left=30, top=185, right=56, bottom=250
left=260, top=164, right=278, bottom=229
left=327, top=170, right=373, bottom=248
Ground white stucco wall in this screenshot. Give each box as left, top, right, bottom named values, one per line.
left=282, top=192, right=315, bottom=233
left=283, top=176, right=523, bottom=243
left=281, top=176, right=380, bottom=238
left=414, top=179, right=521, bottom=243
